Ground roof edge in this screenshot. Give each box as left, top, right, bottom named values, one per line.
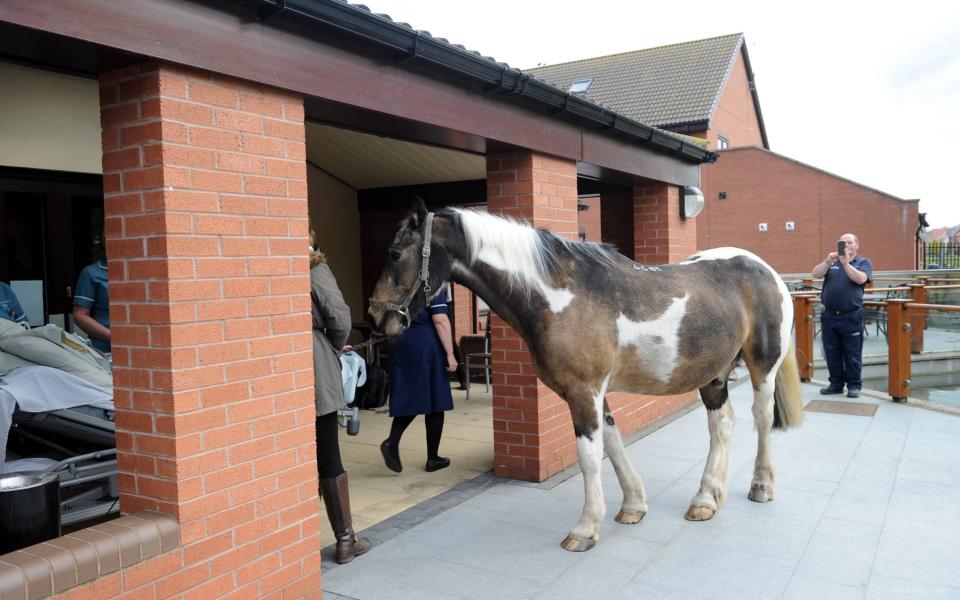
left=268, top=0, right=716, bottom=164
left=738, top=40, right=770, bottom=149
left=717, top=147, right=914, bottom=202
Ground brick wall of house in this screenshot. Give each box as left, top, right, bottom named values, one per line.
left=80, top=62, right=321, bottom=599
left=699, top=147, right=918, bottom=272
left=708, top=50, right=764, bottom=150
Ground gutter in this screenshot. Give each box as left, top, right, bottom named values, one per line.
left=256, top=0, right=716, bottom=164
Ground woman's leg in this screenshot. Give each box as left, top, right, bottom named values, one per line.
left=424, top=411, right=450, bottom=471
left=315, top=412, right=344, bottom=479
left=316, top=412, right=371, bottom=563
left=380, top=414, right=414, bottom=473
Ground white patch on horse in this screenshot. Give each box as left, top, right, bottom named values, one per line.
left=616, top=293, right=690, bottom=383
left=457, top=209, right=586, bottom=314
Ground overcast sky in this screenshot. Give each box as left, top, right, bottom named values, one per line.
left=364, top=0, right=960, bottom=228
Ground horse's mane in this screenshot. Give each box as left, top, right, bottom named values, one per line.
left=450, top=208, right=618, bottom=294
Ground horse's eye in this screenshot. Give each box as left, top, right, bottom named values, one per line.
left=389, top=248, right=402, bottom=261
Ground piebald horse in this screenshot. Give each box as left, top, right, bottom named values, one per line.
left=368, top=199, right=804, bottom=552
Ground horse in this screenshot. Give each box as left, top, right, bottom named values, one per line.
left=367, top=198, right=804, bottom=552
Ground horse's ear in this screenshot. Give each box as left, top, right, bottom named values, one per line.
left=409, top=196, right=428, bottom=229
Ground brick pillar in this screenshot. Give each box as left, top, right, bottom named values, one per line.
left=101, top=63, right=320, bottom=598
left=633, top=179, right=698, bottom=263
left=486, top=151, right=578, bottom=481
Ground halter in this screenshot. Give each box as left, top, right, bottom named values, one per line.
left=368, top=212, right=435, bottom=330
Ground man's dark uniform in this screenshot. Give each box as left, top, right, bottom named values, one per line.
left=821, top=255, right=873, bottom=393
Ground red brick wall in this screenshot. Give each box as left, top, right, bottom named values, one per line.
left=634, top=179, right=698, bottom=263
left=89, top=62, right=320, bottom=599
left=699, top=147, right=918, bottom=272
left=486, top=151, right=579, bottom=481
left=708, top=50, right=764, bottom=150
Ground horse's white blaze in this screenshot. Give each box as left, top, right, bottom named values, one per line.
left=616, top=293, right=690, bottom=383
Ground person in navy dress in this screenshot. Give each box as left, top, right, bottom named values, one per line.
left=380, top=288, right=458, bottom=473
left=73, top=256, right=111, bottom=354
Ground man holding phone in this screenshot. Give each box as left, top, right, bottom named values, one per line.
left=811, top=233, right=873, bottom=398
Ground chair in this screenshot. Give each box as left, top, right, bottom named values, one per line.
left=462, top=325, right=492, bottom=401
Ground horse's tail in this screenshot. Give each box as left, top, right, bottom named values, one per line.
left=772, top=340, right=804, bottom=430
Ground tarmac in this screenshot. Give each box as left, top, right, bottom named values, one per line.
left=321, top=377, right=960, bottom=599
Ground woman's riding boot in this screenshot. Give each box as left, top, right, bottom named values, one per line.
left=319, top=473, right=372, bottom=564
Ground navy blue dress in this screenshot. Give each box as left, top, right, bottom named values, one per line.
left=388, top=292, right=454, bottom=417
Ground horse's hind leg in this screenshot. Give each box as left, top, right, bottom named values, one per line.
left=561, top=385, right=608, bottom=552
left=748, top=373, right=776, bottom=503
left=686, top=380, right=734, bottom=521
left=601, top=399, right=647, bottom=524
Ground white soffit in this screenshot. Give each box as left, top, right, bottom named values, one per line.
left=306, top=122, right=485, bottom=190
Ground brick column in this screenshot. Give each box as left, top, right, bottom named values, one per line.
left=486, top=151, right=578, bottom=481
left=100, top=63, right=320, bottom=598
left=633, top=179, right=698, bottom=263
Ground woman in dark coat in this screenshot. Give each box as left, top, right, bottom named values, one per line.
left=310, top=235, right=370, bottom=564
left=379, top=288, right=458, bottom=473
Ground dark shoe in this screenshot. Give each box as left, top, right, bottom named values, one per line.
left=819, top=386, right=844, bottom=395
left=425, top=456, right=450, bottom=472
left=319, top=473, right=373, bottom=564
left=380, top=440, right=402, bottom=473
left=846, top=388, right=861, bottom=398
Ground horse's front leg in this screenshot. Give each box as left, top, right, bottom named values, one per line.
left=686, top=382, right=735, bottom=521
left=602, top=399, right=647, bottom=524
left=561, top=388, right=607, bottom=552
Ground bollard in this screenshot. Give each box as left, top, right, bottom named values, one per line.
left=908, top=283, right=927, bottom=353
left=886, top=299, right=912, bottom=402
left=793, top=295, right=814, bottom=381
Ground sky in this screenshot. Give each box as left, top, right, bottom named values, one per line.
left=363, top=0, right=960, bottom=228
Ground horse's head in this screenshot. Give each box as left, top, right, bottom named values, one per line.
left=368, top=197, right=452, bottom=337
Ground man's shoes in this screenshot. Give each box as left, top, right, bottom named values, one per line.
left=819, top=386, right=844, bottom=395
left=380, top=440, right=402, bottom=473
left=846, top=387, right=861, bottom=398
left=425, top=456, right=450, bottom=472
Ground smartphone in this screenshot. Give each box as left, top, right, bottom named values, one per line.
left=837, top=240, right=846, bottom=257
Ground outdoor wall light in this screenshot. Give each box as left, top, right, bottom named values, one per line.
left=680, top=186, right=705, bottom=220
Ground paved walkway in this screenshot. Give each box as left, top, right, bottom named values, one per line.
left=323, top=380, right=960, bottom=599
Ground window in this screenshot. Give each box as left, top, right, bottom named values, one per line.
left=568, top=79, right=592, bottom=94
left=717, top=136, right=729, bottom=150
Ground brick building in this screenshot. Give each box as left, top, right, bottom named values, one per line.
left=0, top=1, right=713, bottom=597
left=529, top=33, right=919, bottom=270
left=700, top=147, right=918, bottom=273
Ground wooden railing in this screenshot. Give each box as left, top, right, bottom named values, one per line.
left=792, top=282, right=960, bottom=401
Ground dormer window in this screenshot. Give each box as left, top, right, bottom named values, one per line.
left=568, top=79, right=592, bottom=94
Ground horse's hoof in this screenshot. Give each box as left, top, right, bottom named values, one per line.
left=748, top=483, right=774, bottom=503
left=615, top=509, right=646, bottom=524
left=684, top=505, right=716, bottom=521
left=560, top=535, right=596, bottom=552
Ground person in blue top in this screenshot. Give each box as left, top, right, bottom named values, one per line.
left=0, top=282, right=28, bottom=325
left=73, top=257, right=111, bottom=353
left=380, top=287, right=458, bottom=473
left=812, top=233, right=874, bottom=398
